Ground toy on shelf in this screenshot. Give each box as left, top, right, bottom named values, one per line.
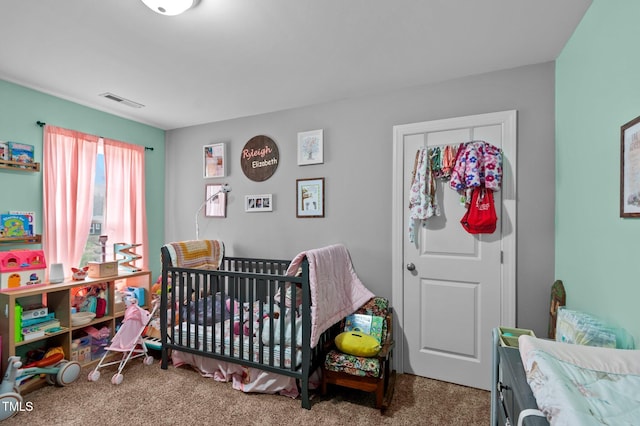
left=0, top=249, right=47, bottom=292
left=99, top=235, right=108, bottom=262
left=0, top=350, right=80, bottom=421
left=71, top=266, right=89, bottom=280
left=114, top=242, right=142, bottom=272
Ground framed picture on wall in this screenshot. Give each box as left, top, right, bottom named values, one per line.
left=296, top=177, right=324, bottom=218
left=297, top=129, right=323, bottom=165
left=204, top=143, right=226, bottom=178
left=245, top=194, right=273, bottom=212
left=621, top=115, right=640, bottom=217
left=205, top=184, right=227, bottom=217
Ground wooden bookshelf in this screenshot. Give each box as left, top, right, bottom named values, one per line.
left=0, top=234, right=42, bottom=245
left=0, top=270, right=151, bottom=392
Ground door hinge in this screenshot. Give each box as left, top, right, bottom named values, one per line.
left=501, top=251, right=504, bottom=264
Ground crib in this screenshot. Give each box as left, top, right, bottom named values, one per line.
left=159, top=243, right=340, bottom=409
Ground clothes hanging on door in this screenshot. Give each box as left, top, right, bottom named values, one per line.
left=459, top=187, right=498, bottom=234
left=408, top=140, right=502, bottom=241
left=449, top=140, right=503, bottom=196
left=449, top=140, right=503, bottom=234
left=408, top=147, right=440, bottom=243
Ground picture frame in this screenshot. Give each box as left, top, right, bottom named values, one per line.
left=204, top=184, right=227, bottom=217
left=204, top=143, right=226, bottom=178
left=296, top=177, right=324, bottom=218
left=245, top=194, right=273, bottom=212
left=621, top=115, right=640, bottom=217
left=297, top=129, right=324, bottom=165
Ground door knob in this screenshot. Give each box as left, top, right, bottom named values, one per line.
left=406, top=263, right=415, bottom=271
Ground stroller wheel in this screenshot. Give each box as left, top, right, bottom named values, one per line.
left=88, top=370, right=100, bottom=382
left=144, top=356, right=154, bottom=365
left=111, top=373, right=124, bottom=385
left=46, top=374, right=56, bottom=385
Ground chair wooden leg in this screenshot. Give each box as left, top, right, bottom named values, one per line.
left=321, top=368, right=327, bottom=395
left=375, top=383, right=384, bottom=409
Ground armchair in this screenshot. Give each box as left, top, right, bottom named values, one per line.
left=321, top=297, right=396, bottom=411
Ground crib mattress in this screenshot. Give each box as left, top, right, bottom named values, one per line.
left=172, top=320, right=302, bottom=369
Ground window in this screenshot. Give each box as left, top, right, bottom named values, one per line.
left=80, top=144, right=105, bottom=265
left=43, top=126, right=148, bottom=275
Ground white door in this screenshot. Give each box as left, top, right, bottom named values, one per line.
left=391, top=110, right=517, bottom=390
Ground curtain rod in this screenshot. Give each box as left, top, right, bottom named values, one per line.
left=36, top=120, right=154, bottom=151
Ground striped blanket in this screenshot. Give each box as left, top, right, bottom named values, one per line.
left=163, top=240, right=224, bottom=269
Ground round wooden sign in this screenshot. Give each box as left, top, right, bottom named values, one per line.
left=240, top=135, right=279, bottom=182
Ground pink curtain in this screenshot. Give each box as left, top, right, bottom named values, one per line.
left=43, top=125, right=99, bottom=278
left=103, top=138, right=148, bottom=270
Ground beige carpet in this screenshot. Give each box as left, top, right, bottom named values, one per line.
left=3, top=359, right=490, bottom=425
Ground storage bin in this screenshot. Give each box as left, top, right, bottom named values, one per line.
left=498, top=326, right=535, bottom=348
left=91, top=343, right=108, bottom=360
left=73, top=336, right=92, bottom=362
left=87, top=261, right=118, bottom=278
left=78, top=346, right=91, bottom=362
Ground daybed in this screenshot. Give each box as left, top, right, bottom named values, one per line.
left=492, top=328, right=640, bottom=426
left=159, top=241, right=374, bottom=409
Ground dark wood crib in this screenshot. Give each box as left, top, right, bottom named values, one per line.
left=159, top=248, right=337, bottom=409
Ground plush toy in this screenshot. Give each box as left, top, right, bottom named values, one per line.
left=71, top=266, right=89, bottom=280
left=335, top=331, right=381, bottom=357
left=151, top=275, right=170, bottom=296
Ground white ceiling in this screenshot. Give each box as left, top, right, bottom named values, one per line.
left=0, top=0, right=591, bottom=131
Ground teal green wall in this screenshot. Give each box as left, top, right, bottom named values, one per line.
left=0, top=79, right=165, bottom=280
left=556, top=0, right=640, bottom=344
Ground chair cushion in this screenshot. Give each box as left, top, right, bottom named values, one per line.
left=324, top=349, right=381, bottom=378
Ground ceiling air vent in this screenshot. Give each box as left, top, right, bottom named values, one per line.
left=99, top=92, right=145, bottom=109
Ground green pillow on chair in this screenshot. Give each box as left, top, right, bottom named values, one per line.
left=335, top=331, right=381, bottom=357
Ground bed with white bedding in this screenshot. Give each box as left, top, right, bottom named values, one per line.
left=518, top=335, right=640, bottom=425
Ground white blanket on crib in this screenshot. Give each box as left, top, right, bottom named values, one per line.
left=286, top=244, right=374, bottom=348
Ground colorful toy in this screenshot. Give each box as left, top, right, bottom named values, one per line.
left=114, top=242, right=142, bottom=272
left=0, top=250, right=47, bottom=292
left=0, top=352, right=80, bottom=420
left=71, top=266, right=89, bottom=280
left=98, top=235, right=108, bottom=262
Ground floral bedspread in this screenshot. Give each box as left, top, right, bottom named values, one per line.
left=519, top=335, right=640, bottom=425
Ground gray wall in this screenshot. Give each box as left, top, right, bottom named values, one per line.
left=165, top=61, right=556, bottom=336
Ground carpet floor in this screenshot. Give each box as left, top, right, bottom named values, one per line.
left=2, top=358, right=490, bottom=425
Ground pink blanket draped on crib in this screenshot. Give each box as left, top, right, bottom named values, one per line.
left=286, top=244, right=374, bottom=348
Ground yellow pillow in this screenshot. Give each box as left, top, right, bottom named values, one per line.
left=335, top=331, right=381, bottom=357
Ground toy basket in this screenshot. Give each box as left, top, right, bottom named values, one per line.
left=498, top=326, right=535, bottom=348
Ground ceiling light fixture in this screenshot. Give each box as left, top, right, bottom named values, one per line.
left=140, top=0, right=199, bottom=16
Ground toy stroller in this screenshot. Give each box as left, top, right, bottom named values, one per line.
left=88, top=296, right=157, bottom=385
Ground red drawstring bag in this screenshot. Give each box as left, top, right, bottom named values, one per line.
left=460, top=188, right=497, bottom=234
